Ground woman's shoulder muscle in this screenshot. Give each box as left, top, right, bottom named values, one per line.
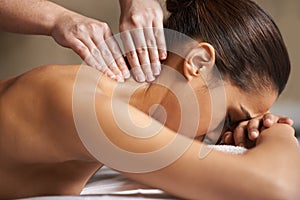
left=0, top=64, right=100, bottom=163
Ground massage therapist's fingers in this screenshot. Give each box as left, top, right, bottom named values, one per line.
left=95, top=38, right=124, bottom=82
left=119, top=0, right=166, bottom=81
left=51, top=13, right=130, bottom=81
left=152, top=25, right=167, bottom=61
left=121, top=31, right=146, bottom=82
left=144, top=28, right=161, bottom=76
left=104, top=36, right=130, bottom=79
left=67, top=38, right=116, bottom=79
left=132, top=29, right=155, bottom=82
left=89, top=23, right=129, bottom=82
left=101, top=27, right=130, bottom=80
left=80, top=36, right=120, bottom=80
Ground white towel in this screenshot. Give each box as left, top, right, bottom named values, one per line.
left=207, top=144, right=247, bottom=155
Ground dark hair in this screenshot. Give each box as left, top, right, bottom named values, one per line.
left=165, top=0, right=290, bottom=95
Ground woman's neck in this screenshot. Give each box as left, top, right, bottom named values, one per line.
left=99, top=54, right=194, bottom=134
left=128, top=57, right=189, bottom=133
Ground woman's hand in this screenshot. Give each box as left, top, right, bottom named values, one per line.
left=51, top=12, right=130, bottom=82
left=221, top=113, right=294, bottom=148
left=119, top=0, right=167, bottom=82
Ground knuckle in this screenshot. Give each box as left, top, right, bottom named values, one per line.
left=91, top=47, right=100, bottom=56
left=146, top=39, right=156, bottom=48
left=119, top=23, right=129, bottom=32
left=75, top=45, right=89, bottom=57
left=99, top=66, right=108, bottom=73
left=74, top=24, right=87, bottom=34
left=89, top=22, right=101, bottom=33
left=100, top=22, right=110, bottom=32
left=130, top=14, right=143, bottom=26
left=127, top=50, right=137, bottom=59
left=153, top=29, right=162, bottom=38
left=101, top=48, right=112, bottom=59
left=136, top=46, right=148, bottom=55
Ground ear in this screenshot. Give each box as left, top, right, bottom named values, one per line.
left=183, top=42, right=216, bottom=81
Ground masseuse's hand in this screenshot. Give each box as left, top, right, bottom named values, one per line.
left=221, top=113, right=294, bottom=148
left=51, top=12, right=130, bottom=82
left=119, top=0, right=167, bottom=82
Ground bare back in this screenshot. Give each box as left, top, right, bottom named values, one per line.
left=0, top=65, right=103, bottom=199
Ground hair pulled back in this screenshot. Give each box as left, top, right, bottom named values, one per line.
left=165, top=0, right=290, bottom=95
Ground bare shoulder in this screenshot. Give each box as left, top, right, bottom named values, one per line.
left=15, top=64, right=82, bottom=91
left=5, top=64, right=103, bottom=106
left=0, top=64, right=101, bottom=162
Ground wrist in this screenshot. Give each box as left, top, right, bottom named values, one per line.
left=44, top=2, right=73, bottom=36
left=119, top=0, right=133, bottom=11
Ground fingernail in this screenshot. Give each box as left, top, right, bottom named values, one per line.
left=161, top=51, right=167, bottom=60
left=251, top=131, right=259, bottom=138
left=146, top=73, right=155, bottom=82
left=136, top=74, right=146, bottom=82
left=116, top=75, right=124, bottom=83
left=109, top=74, right=116, bottom=80
left=123, top=70, right=131, bottom=79
left=265, top=119, right=273, bottom=126
left=106, top=69, right=118, bottom=80
left=152, top=63, right=161, bottom=76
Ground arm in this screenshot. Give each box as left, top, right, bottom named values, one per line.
left=0, top=0, right=63, bottom=35
left=221, top=113, right=294, bottom=148
left=0, top=0, right=129, bottom=81
left=94, top=96, right=300, bottom=199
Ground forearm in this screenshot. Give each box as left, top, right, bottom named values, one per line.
left=125, top=124, right=300, bottom=199
left=119, top=0, right=161, bottom=16
left=75, top=74, right=300, bottom=199
left=0, top=0, right=70, bottom=35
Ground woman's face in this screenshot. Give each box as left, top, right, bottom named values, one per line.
left=224, top=84, right=277, bottom=130
left=195, top=81, right=278, bottom=139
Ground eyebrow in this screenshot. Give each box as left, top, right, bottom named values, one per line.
left=240, top=104, right=253, bottom=120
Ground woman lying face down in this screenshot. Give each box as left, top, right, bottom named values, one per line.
left=0, top=0, right=299, bottom=199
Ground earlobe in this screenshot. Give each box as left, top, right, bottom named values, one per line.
left=183, top=43, right=215, bottom=81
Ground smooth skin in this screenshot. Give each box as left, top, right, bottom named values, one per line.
left=119, top=0, right=167, bottom=82
left=0, top=0, right=166, bottom=82
left=0, top=43, right=299, bottom=199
